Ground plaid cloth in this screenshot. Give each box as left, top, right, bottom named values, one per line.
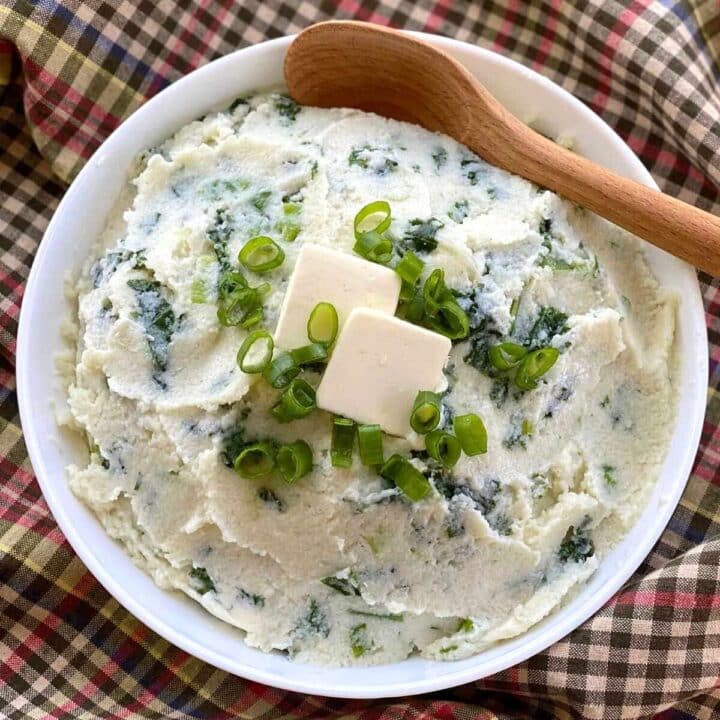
left=1, top=1, right=719, bottom=718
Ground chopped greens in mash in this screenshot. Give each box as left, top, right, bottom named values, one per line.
left=63, top=91, right=677, bottom=666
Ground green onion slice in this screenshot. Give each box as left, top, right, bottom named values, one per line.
left=262, top=352, right=299, bottom=389
left=307, top=302, right=339, bottom=345
left=453, top=414, right=488, bottom=456
left=399, top=280, right=417, bottom=302
left=331, top=417, right=356, bottom=468
left=238, top=236, right=285, bottom=273
left=514, top=346, right=560, bottom=390
left=488, top=342, right=527, bottom=371
left=425, top=430, right=461, bottom=468
left=272, top=378, right=316, bottom=422
left=234, top=441, right=276, bottom=478
left=218, top=289, right=261, bottom=327
left=357, top=424, right=384, bottom=466
left=277, top=440, right=313, bottom=483
left=426, top=300, right=470, bottom=340
left=423, top=268, right=451, bottom=311
left=216, top=271, right=268, bottom=328
left=395, top=251, right=425, bottom=286
left=291, top=342, right=328, bottom=367
left=380, top=455, right=431, bottom=501
left=399, top=291, right=426, bottom=323
left=420, top=270, right=470, bottom=339
left=353, top=200, right=392, bottom=238
left=410, top=391, right=442, bottom=434
left=255, top=281, right=271, bottom=297
left=238, top=306, right=263, bottom=329
left=236, top=330, right=274, bottom=374
left=353, top=230, right=393, bottom=265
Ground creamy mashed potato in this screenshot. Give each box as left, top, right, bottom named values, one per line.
left=64, top=92, right=677, bottom=666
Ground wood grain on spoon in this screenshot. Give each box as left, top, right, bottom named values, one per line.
left=285, top=20, right=720, bottom=276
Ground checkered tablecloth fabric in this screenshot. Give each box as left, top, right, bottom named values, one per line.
left=1, top=1, right=719, bottom=718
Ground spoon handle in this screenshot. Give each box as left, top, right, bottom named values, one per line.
left=502, top=125, right=720, bottom=276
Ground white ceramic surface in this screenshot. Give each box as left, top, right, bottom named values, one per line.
left=17, top=33, right=707, bottom=699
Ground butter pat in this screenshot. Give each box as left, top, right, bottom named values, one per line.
left=317, top=308, right=452, bottom=436
left=274, top=244, right=401, bottom=349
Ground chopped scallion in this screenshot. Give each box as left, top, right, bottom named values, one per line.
left=307, top=302, right=339, bottom=345
left=419, top=269, right=469, bottom=339
left=238, top=236, right=285, bottom=273
left=399, top=280, right=417, bottom=302
left=353, top=230, right=393, bottom=264
left=425, top=430, right=461, bottom=468
left=514, top=347, right=559, bottom=390
left=422, top=268, right=450, bottom=312
left=236, top=329, right=274, bottom=373
left=277, top=440, right=313, bottom=482
left=271, top=378, right=316, bottom=422
left=394, top=251, right=425, bottom=286
left=453, top=414, right=487, bottom=456
left=410, top=390, right=442, bottom=434
left=291, top=342, right=328, bottom=366
left=216, top=271, right=266, bottom=328
left=331, top=417, right=356, bottom=468
left=262, top=352, right=299, bottom=389
left=488, top=342, right=527, bottom=371
left=379, top=455, right=431, bottom=501
left=234, top=441, right=276, bottom=479
left=398, top=291, right=426, bottom=323
left=357, top=424, right=384, bottom=466
left=353, top=200, right=392, bottom=238
left=424, top=299, right=469, bottom=339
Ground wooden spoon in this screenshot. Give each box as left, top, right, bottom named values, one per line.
left=285, top=21, right=720, bottom=276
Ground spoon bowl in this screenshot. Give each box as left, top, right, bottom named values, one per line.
left=285, top=21, right=720, bottom=276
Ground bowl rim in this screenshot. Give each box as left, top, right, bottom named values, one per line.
left=16, top=31, right=707, bottom=698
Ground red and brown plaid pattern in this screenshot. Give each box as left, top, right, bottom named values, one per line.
left=1, top=2, right=719, bottom=718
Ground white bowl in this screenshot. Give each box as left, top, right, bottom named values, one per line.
left=17, top=33, right=707, bottom=698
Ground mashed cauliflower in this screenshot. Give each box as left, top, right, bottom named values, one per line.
left=64, top=92, right=677, bottom=666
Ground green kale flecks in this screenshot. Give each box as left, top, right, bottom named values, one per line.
left=460, top=156, right=489, bottom=185
left=525, top=306, right=569, bottom=350
left=448, top=200, right=469, bottom=223
left=229, top=96, right=249, bottom=112
left=127, top=278, right=178, bottom=386
left=251, top=190, right=272, bottom=212
left=91, top=249, right=146, bottom=288
left=558, top=517, right=595, bottom=563
left=399, top=217, right=444, bottom=254
left=432, top=146, right=448, bottom=169
left=239, top=588, right=265, bottom=607
left=295, top=598, right=330, bottom=639
left=257, top=487, right=286, bottom=512
left=544, top=383, right=573, bottom=418
left=349, top=623, right=374, bottom=657
left=347, top=609, right=403, bottom=622
left=502, top=413, right=532, bottom=450
left=207, top=207, right=233, bottom=271
left=602, top=465, right=617, bottom=487
left=274, top=95, right=301, bottom=122
left=189, top=566, right=216, bottom=594
left=321, top=572, right=361, bottom=597
left=220, top=427, right=247, bottom=468
left=348, top=145, right=398, bottom=175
